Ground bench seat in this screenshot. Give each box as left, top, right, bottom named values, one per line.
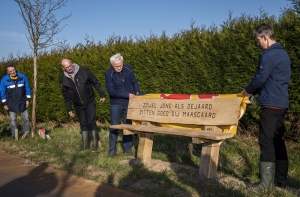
left=110, top=124, right=234, bottom=140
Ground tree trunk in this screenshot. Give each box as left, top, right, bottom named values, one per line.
left=31, top=51, right=37, bottom=138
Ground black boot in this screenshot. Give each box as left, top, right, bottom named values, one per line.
left=79, top=131, right=89, bottom=151
left=275, top=160, right=289, bottom=188
left=90, top=130, right=99, bottom=152
left=259, top=162, right=275, bottom=189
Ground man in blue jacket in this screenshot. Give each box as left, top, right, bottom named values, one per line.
left=0, top=63, right=31, bottom=140
left=105, top=53, right=140, bottom=157
left=242, top=23, right=291, bottom=189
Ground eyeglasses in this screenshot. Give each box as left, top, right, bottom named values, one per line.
left=112, top=63, right=123, bottom=69
left=63, top=64, right=73, bottom=70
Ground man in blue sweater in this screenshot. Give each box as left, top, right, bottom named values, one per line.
left=242, top=23, right=291, bottom=189
left=105, top=53, right=140, bottom=157
left=0, top=63, right=31, bottom=140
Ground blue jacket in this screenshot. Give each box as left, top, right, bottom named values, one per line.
left=0, top=71, right=31, bottom=112
left=245, top=43, right=291, bottom=108
left=105, top=65, right=140, bottom=105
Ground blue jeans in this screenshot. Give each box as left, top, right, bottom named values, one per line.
left=109, top=104, right=132, bottom=155
left=9, top=109, right=30, bottom=136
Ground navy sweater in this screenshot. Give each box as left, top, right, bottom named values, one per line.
left=245, top=43, right=291, bottom=108
left=105, top=65, right=140, bottom=105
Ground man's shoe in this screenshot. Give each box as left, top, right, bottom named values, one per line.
left=123, top=151, right=135, bottom=158
left=109, top=154, right=115, bottom=158
left=108, top=152, right=116, bottom=158
left=123, top=151, right=134, bottom=154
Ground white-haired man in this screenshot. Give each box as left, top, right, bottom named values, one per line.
left=105, top=53, right=140, bottom=157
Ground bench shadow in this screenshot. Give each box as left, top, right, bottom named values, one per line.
left=111, top=133, right=246, bottom=197
left=115, top=157, right=246, bottom=197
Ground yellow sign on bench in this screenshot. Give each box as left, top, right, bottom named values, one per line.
left=130, top=93, right=249, bottom=134
left=128, top=98, right=239, bottom=125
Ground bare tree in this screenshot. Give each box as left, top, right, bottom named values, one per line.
left=15, top=0, right=71, bottom=137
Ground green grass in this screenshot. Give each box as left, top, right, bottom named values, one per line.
left=0, top=120, right=299, bottom=197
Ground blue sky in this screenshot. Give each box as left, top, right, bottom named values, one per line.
left=0, top=0, right=291, bottom=60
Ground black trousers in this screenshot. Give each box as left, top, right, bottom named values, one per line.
left=74, top=99, right=97, bottom=131
left=259, top=108, right=288, bottom=162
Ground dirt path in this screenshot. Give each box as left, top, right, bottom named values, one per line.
left=0, top=150, right=142, bottom=197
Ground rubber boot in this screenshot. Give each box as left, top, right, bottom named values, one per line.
left=259, top=162, right=275, bottom=189
left=275, top=160, right=288, bottom=188
left=90, top=130, right=99, bottom=152
left=80, top=131, right=89, bottom=151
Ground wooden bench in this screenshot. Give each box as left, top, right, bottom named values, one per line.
left=110, top=94, right=248, bottom=178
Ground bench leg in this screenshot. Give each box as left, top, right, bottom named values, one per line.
left=136, top=133, right=154, bottom=163
left=199, top=141, right=220, bottom=178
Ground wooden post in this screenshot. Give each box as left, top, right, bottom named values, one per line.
left=136, top=132, right=154, bottom=163
left=199, top=141, right=220, bottom=178
left=136, top=121, right=154, bottom=163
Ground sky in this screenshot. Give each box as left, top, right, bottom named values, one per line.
left=0, top=0, right=292, bottom=60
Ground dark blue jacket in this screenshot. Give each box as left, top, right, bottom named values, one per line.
left=0, top=71, right=31, bottom=112
left=245, top=43, right=291, bottom=108
left=105, top=65, right=140, bottom=105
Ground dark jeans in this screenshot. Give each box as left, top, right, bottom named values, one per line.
left=109, top=104, right=132, bottom=155
left=74, top=100, right=97, bottom=131
left=259, top=108, right=288, bottom=162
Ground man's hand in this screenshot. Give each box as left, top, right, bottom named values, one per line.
left=26, top=101, right=29, bottom=108
left=68, top=111, right=75, bottom=117
left=3, top=105, right=8, bottom=111
left=129, top=93, right=135, bottom=98
left=100, top=98, right=105, bottom=102
left=242, top=89, right=249, bottom=96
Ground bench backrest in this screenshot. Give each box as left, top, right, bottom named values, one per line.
left=127, top=98, right=240, bottom=126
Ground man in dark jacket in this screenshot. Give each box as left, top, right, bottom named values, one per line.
left=0, top=63, right=31, bottom=140
left=105, top=53, right=140, bottom=157
left=242, top=23, right=291, bottom=189
left=60, top=58, right=106, bottom=152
